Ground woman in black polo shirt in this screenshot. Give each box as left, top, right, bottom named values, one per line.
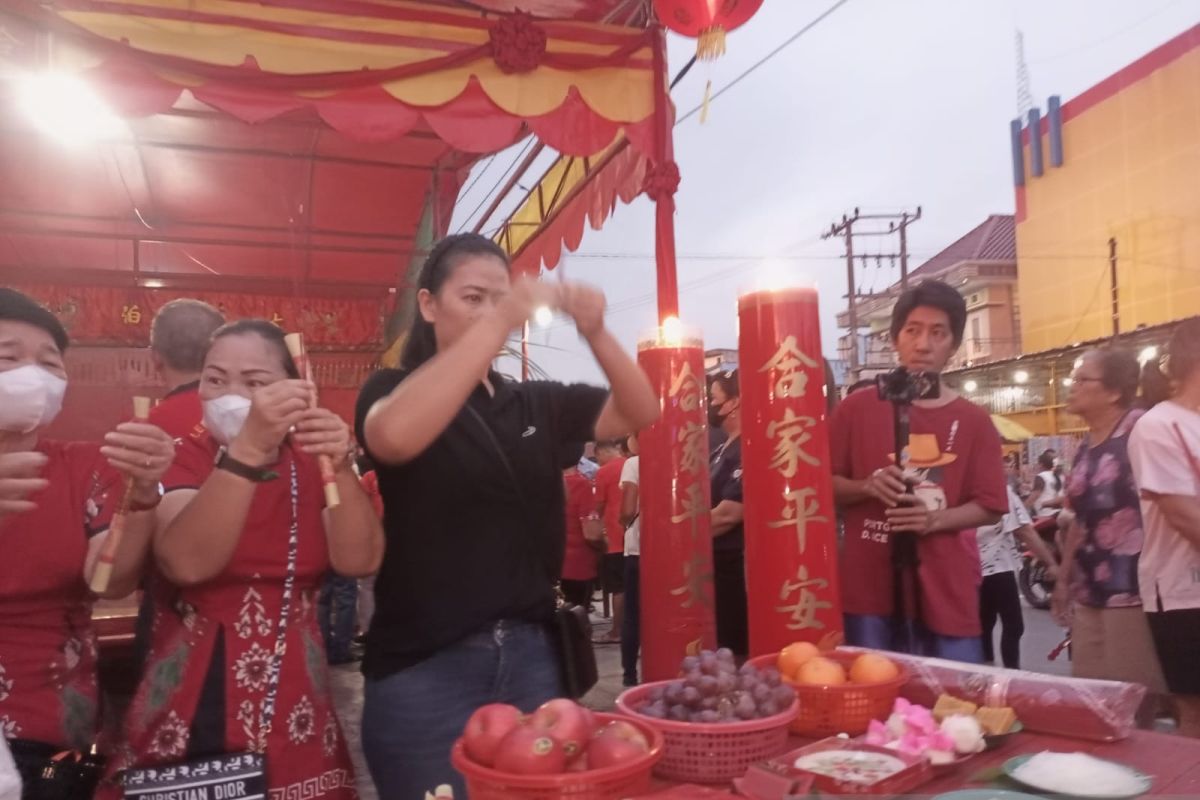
left=356, top=233, right=658, bottom=798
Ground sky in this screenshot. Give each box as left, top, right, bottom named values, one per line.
left=449, top=0, right=1200, bottom=384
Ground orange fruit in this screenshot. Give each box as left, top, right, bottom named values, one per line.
left=796, top=656, right=847, bottom=687
left=778, top=642, right=820, bottom=676
left=849, top=653, right=900, bottom=685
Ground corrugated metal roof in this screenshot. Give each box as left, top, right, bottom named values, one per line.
left=909, top=214, right=1017, bottom=279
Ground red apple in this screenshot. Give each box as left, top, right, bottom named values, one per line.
left=567, top=754, right=591, bottom=773
left=493, top=726, right=568, bottom=775
left=529, top=699, right=595, bottom=762
left=588, top=720, right=650, bottom=769
left=580, top=705, right=597, bottom=733
left=462, top=703, right=522, bottom=767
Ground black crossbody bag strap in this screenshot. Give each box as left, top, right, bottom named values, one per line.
left=462, top=403, right=598, bottom=698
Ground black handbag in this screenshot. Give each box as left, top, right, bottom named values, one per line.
left=120, top=459, right=301, bottom=799
left=464, top=405, right=599, bottom=699
left=7, top=739, right=105, bottom=800
left=550, top=602, right=600, bottom=699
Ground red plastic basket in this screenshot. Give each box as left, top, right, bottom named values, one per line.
left=749, top=650, right=908, bottom=737
left=615, top=682, right=799, bottom=785
left=450, top=712, right=663, bottom=800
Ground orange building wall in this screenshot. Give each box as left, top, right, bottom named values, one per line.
left=1015, top=26, right=1200, bottom=353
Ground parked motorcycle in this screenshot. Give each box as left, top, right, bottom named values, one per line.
left=1018, top=515, right=1061, bottom=609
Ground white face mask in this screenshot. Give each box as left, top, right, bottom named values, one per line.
left=203, top=394, right=252, bottom=445
left=0, top=364, right=67, bottom=433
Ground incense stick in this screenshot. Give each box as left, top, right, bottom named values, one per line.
left=89, top=395, right=152, bottom=594
left=284, top=333, right=341, bottom=508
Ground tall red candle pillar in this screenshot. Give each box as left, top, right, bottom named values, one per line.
left=637, top=324, right=717, bottom=680
left=738, top=287, right=843, bottom=656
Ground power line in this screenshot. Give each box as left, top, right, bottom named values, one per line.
left=463, top=2, right=851, bottom=246
left=454, top=137, right=536, bottom=234
left=1029, top=0, right=1189, bottom=65
left=1059, top=260, right=1112, bottom=345
left=676, top=0, right=855, bottom=125
left=540, top=250, right=1200, bottom=265
left=540, top=255, right=762, bottom=331
left=455, top=153, right=499, bottom=207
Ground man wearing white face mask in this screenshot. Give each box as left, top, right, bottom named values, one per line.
left=0, top=289, right=175, bottom=795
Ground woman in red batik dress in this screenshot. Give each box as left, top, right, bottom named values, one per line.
left=104, top=320, right=383, bottom=798
left=0, top=289, right=174, bottom=791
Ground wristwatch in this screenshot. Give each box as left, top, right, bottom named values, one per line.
left=128, top=482, right=164, bottom=513
left=214, top=447, right=279, bottom=482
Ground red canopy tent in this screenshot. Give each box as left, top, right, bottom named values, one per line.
left=0, top=0, right=677, bottom=439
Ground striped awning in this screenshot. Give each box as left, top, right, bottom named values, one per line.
left=4, top=0, right=660, bottom=156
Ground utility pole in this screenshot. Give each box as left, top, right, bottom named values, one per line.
left=891, top=206, right=922, bottom=291
left=823, top=207, right=921, bottom=381
left=824, top=210, right=860, bottom=378
left=1109, top=237, right=1119, bottom=338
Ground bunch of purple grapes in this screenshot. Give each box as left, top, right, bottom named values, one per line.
left=636, top=648, right=796, bottom=724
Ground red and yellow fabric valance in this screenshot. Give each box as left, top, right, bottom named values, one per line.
left=6, top=0, right=660, bottom=156
left=498, top=138, right=647, bottom=274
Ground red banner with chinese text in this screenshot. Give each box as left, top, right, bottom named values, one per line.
left=738, top=288, right=843, bottom=656
left=637, top=339, right=717, bottom=680
left=7, top=284, right=390, bottom=350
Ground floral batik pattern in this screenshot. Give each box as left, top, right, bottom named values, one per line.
left=148, top=711, right=189, bottom=760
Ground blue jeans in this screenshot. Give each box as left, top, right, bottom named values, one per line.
left=361, top=619, right=564, bottom=799
left=844, top=613, right=984, bottom=664
left=318, top=574, right=358, bottom=663
left=621, top=556, right=640, bottom=685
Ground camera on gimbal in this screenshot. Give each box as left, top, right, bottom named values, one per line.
left=875, top=366, right=941, bottom=406
left=874, top=365, right=942, bottom=632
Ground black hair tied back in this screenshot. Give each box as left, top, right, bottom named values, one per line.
left=400, top=233, right=511, bottom=371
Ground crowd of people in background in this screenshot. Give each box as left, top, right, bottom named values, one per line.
left=827, top=282, right=1199, bottom=740
left=1, top=240, right=1197, bottom=800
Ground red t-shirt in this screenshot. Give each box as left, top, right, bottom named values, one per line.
left=148, top=382, right=204, bottom=442
left=595, top=457, right=627, bottom=554
left=831, top=390, right=1007, bottom=637
left=0, top=440, right=119, bottom=749
left=561, top=471, right=598, bottom=581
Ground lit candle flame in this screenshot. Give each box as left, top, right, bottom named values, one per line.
left=661, top=315, right=683, bottom=345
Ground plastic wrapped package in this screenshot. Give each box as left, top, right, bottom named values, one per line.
left=0, top=737, right=20, bottom=800
left=841, top=648, right=1146, bottom=742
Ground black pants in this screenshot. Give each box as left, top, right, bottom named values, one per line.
left=713, top=548, right=749, bottom=657
left=621, top=556, right=640, bottom=685
left=979, top=571, right=1024, bottom=668
left=560, top=579, right=592, bottom=609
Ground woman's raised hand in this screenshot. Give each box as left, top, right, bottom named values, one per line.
left=231, top=380, right=315, bottom=462
left=293, top=408, right=354, bottom=471
left=0, top=451, right=48, bottom=521
left=497, top=276, right=564, bottom=330
left=101, top=423, right=176, bottom=501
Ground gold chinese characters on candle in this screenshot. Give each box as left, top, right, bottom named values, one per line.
left=637, top=321, right=717, bottom=678
left=737, top=286, right=842, bottom=654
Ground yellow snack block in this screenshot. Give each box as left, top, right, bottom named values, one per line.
left=975, top=706, right=1018, bottom=736
left=932, top=694, right=978, bottom=721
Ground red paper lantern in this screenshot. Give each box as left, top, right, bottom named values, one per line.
left=653, top=0, right=764, bottom=60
